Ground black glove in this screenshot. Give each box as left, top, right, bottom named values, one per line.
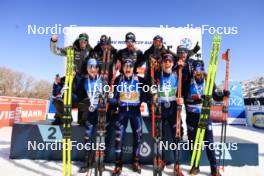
left=223, top=90, right=230, bottom=97
left=201, top=94, right=206, bottom=100
left=193, top=42, right=200, bottom=54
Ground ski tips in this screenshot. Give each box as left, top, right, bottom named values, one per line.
left=213, top=34, right=222, bottom=42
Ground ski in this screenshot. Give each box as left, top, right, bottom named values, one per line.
left=150, top=56, right=163, bottom=176
left=219, top=49, right=230, bottom=171
left=190, top=35, right=222, bottom=168
left=174, top=57, right=184, bottom=176
left=62, top=47, right=74, bottom=176
left=93, top=47, right=111, bottom=176
left=110, top=61, right=121, bottom=93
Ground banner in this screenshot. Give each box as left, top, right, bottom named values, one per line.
left=210, top=82, right=246, bottom=124
left=64, top=26, right=202, bottom=52
left=227, top=81, right=246, bottom=124
left=10, top=120, right=259, bottom=166
left=0, top=96, right=48, bottom=128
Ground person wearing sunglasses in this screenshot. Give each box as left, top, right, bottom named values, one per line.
left=144, top=35, right=177, bottom=87
left=184, top=60, right=230, bottom=176
left=153, top=53, right=184, bottom=175
left=77, top=58, right=105, bottom=173
left=110, top=58, right=148, bottom=175
left=91, top=35, right=117, bottom=84
left=51, top=33, right=94, bottom=125
left=50, top=33, right=93, bottom=76
left=113, top=32, right=145, bottom=74
left=175, top=44, right=201, bottom=88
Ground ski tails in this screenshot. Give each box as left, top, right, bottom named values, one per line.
left=190, top=35, right=222, bottom=168
left=62, top=47, right=74, bottom=176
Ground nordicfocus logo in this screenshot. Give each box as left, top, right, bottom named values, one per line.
left=140, top=142, right=151, bottom=157
left=180, top=38, right=192, bottom=49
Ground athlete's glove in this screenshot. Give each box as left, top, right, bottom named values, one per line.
left=223, top=89, right=230, bottom=97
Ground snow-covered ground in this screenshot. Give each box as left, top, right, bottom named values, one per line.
left=0, top=125, right=263, bottom=176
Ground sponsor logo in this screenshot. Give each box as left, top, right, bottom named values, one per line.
left=140, top=142, right=151, bottom=157
left=215, top=143, right=233, bottom=160
left=180, top=38, right=192, bottom=49
left=0, top=109, right=43, bottom=120
left=252, top=112, right=264, bottom=129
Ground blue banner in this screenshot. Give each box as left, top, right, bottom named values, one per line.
left=228, top=81, right=246, bottom=124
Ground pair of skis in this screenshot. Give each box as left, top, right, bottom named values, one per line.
left=150, top=56, right=163, bottom=176
left=151, top=51, right=185, bottom=176
left=62, top=47, right=74, bottom=176
left=85, top=47, right=112, bottom=176
left=95, top=46, right=112, bottom=176
left=190, top=35, right=222, bottom=168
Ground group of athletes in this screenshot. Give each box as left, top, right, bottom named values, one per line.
left=50, top=32, right=229, bottom=176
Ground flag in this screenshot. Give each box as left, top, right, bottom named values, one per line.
left=222, top=49, right=230, bottom=61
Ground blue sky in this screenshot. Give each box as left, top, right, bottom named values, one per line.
left=0, top=0, right=263, bottom=84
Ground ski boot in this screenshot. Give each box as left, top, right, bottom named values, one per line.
left=51, top=116, right=61, bottom=125
left=78, top=157, right=90, bottom=173
left=174, top=164, right=184, bottom=176
left=132, top=157, right=141, bottom=173
left=112, top=161, right=122, bottom=176
left=189, top=166, right=200, bottom=175
left=79, top=147, right=93, bottom=173
left=79, top=165, right=89, bottom=173
left=159, top=160, right=166, bottom=171
left=132, top=162, right=141, bottom=174
left=211, top=166, right=221, bottom=176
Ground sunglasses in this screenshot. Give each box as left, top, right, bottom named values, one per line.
left=163, top=59, right=173, bottom=63
left=177, top=51, right=187, bottom=54
left=124, top=63, right=133, bottom=68
left=87, top=65, right=98, bottom=69
left=193, top=71, right=204, bottom=76
left=79, top=39, right=88, bottom=43
left=126, top=41, right=135, bottom=44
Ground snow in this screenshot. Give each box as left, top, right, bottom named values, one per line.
left=0, top=125, right=263, bottom=176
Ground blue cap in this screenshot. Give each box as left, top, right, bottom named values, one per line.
left=162, top=53, right=174, bottom=61
left=87, top=58, right=97, bottom=66
left=122, top=58, right=134, bottom=67
left=194, top=66, right=204, bottom=72
left=192, top=60, right=204, bottom=72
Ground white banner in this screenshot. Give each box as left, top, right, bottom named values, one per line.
left=64, top=26, right=202, bottom=53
